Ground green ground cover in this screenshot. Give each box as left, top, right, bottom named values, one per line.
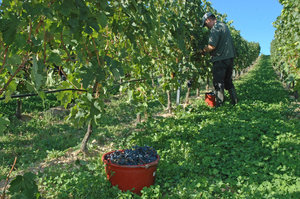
left=1, top=55, right=299, bottom=198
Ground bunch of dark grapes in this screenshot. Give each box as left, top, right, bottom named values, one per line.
left=105, top=146, right=158, bottom=166
left=206, top=91, right=215, bottom=96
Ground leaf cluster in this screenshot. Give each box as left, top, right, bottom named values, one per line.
left=271, top=0, right=300, bottom=93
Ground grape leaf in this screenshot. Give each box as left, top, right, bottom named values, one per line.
left=31, top=56, right=45, bottom=91
left=9, top=172, right=39, bottom=199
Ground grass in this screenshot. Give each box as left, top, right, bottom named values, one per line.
left=0, top=55, right=299, bottom=198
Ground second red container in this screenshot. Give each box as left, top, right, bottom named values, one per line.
left=205, top=92, right=216, bottom=107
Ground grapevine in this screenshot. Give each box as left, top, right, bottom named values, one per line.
left=0, top=0, right=260, bottom=151
left=271, top=0, right=300, bottom=96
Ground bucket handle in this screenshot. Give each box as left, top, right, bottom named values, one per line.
left=140, top=164, right=151, bottom=169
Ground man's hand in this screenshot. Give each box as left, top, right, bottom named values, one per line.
left=199, top=49, right=206, bottom=56
left=199, top=44, right=215, bottom=56
left=203, top=45, right=216, bottom=54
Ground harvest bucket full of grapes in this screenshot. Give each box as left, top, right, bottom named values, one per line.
left=102, top=146, right=160, bottom=194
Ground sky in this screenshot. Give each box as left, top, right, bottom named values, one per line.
left=209, top=0, right=283, bottom=55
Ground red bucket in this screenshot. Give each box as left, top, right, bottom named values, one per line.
left=205, top=92, right=216, bottom=107
left=102, top=151, right=160, bottom=194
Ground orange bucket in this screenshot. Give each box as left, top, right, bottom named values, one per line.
left=205, top=92, right=216, bottom=107
left=102, top=151, right=160, bottom=195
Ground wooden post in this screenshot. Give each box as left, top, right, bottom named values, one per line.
left=167, top=91, right=172, bottom=114
left=176, top=86, right=181, bottom=105
left=185, top=87, right=191, bottom=105
left=206, top=76, right=210, bottom=91
left=136, top=113, right=141, bottom=123
left=16, top=99, right=22, bottom=119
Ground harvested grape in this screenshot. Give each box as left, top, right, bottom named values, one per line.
left=104, top=146, right=158, bottom=166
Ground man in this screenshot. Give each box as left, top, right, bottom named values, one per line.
left=200, top=12, right=238, bottom=107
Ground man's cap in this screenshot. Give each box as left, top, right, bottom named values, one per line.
left=202, top=12, right=213, bottom=27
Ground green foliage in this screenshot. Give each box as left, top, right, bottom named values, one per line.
left=29, top=56, right=46, bottom=96
left=8, top=172, right=40, bottom=199
left=0, top=109, right=83, bottom=179
left=0, top=56, right=299, bottom=198
left=0, top=114, right=10, bottom=135
left=39, top=160, right=113, bottom=199
left=67, top=93, right=105, bottom=127
left=271, top=0, right=300, bottom=93
left=0, top=0, right=260, bottom=130
left=0, top=1, right=267, bottom=197
left=123, top=56, right=299, bottom=198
